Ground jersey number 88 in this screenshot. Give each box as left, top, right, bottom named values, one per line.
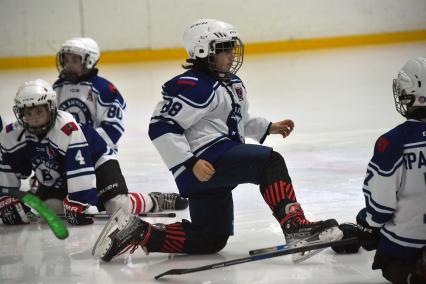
left=161, top=98, right=182, bottom=116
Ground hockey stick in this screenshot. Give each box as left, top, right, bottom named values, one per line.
left=154, top=237, right=358, bottom=279
left=250, top=244, right=287, bottom=255
left=0, top=188, right=69, bottom=240
left=57, top=212, right=176, bottom=219
left=249, top=239, right=331, bottom=263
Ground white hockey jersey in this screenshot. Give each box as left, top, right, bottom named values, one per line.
left=362, top=119, right=426, bottom=258
left=0, top=111, right=116, bottom=205
left=53, top=73, right=126, bottom=149
left=148, top=69, right=271, bottom=182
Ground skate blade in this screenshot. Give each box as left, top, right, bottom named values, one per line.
left=291, top=226, right=343, bottom=263
left=292, top=247, right=326, bottom=263
left=92, top=208, right=129, bottom=257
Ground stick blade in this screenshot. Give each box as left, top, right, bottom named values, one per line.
left=154, top=268, right=188, bottom=279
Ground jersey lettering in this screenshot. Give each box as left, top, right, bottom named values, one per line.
left=403, top=150, right=426, bottom=169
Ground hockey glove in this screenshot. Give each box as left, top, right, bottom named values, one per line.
left=63, top=196, right=96, bottom=225
left=356, top=211, right=380, bottom=251
left=331, top=223, right=361, bottom=254
left=0, top=196, right=31, bottom=225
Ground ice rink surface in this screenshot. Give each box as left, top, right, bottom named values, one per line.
left=1, top=41, right=425, bottom=283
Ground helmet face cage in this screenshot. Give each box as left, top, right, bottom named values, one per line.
left=13, top=101, right=57, bottom=135
left=207, top=37, right=244, bottom=80
left=393, top=78, right=416, bottom=118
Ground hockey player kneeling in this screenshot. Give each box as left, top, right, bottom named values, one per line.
left=92, top=19, right=341, bottom=263
left=0, top=79, right=187, bottom=226
left=333, top=58, right=426, bottom=284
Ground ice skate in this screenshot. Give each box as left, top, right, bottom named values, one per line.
left=149, top=192, right=189, bottom=212
left=92, top=208, right=152, bottom=262
left=282, top=203, right=343, bottom=263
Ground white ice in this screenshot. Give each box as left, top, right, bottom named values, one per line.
left=1, top=41, right=426, bottom=283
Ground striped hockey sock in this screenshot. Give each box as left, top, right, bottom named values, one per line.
left=129, top=192, right=154, bottom=214
left=160, top=223, right=186, bottom=253
left=261, top=180, right=297, bottom=212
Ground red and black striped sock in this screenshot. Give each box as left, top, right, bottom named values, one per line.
left=261, top=180, right=296, bottom=210
left=160, top=223, right=186, bottom=253
left=260, top=179, right=298, bottom=223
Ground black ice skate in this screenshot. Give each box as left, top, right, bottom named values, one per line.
left=92, top=208, right=152, bottom=262
left=281, top=203, right=342, bottom=263
left=149, top=192, right=189, bottom=212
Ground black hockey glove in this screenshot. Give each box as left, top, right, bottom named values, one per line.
left=0, top=196, right=31, bottom=225
left=355, top=211, right=380, bottom=251
left=332, top=223, right=361, bottom=254
left=332, top=218, right=380, bottom=254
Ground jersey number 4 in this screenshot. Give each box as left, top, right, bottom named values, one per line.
left=75, top=150, right=86, bottom=165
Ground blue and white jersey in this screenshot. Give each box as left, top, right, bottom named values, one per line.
left=149, top=69, right=270, bottom=179
left=362, top=119, right=426, bottom=258
left=0, top=111, right=116, bottom=205
left=53, top=74, right=126, bottom=149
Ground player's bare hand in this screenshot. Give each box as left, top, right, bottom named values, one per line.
left=193, top=159, right=215, bottom=182
left=270, top=119, right=294, bottom=138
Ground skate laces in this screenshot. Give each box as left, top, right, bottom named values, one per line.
left=162, top=193, right=179, bottom=210
left=117, top=224, right=152, bottom=257
left=280, top=205, right=313, bottom=227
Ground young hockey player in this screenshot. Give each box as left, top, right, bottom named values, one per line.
left=29, top=37, right=127, bottom=192
left=54, top=37, right=125, bottom=151
left=0, top=79, right=188, bottom=226
left=333, top=57, right=426, bottom=284
left=92, top=19, right=341, bottom=262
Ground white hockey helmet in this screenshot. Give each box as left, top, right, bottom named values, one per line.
left=183, top=19, right=244, bottom=80
left=393, top=57, right=426, bottom=118
left=57, top=37, right=100, bottom=70
left=13, top=79, right=57, bottom=134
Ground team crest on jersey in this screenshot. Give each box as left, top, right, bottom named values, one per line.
left=235, top=87, right=244, bottom=102
left=34, top=161, right=62, bottom=188
left=61, top=122, right=78, bottom=136
left=376, top=136, right=389, bottom=153
left=59, top=98, right=94, bottom=125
